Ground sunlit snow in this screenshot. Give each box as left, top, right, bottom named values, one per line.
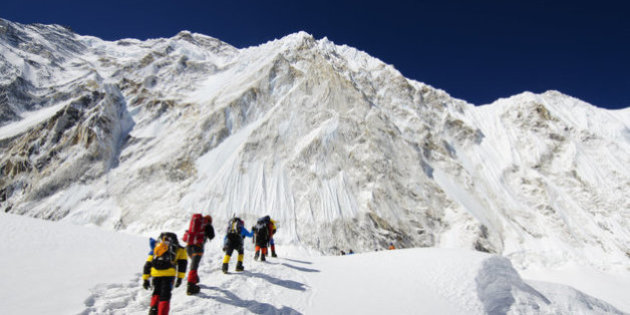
left=1, top=18, right=629, bottom=314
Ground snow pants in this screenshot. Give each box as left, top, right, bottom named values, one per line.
left=150, top=276, right=173, bottom=315
left=255, top=234, right=269, bottom=257
left=222, top=236, right=244, bottom=271
left=186, top=245, right=203, bottom=284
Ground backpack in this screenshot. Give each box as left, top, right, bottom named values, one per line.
left=183, top=213, right=208, bottom=246
left=227, top=217, right=243, bottom=234
left=149, top=237, right=157, bottom=255
left=254, top=218, right=270, bottom=240
left=226, top=217, right=243, bottom=242
left=260, top=215, right=270, bottom=224
left=152, top=232, right=179, bottom=270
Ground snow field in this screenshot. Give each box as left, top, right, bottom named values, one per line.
left=0, top=213, right=147, bottom=315
left=2, top=213, right=628, bottom=315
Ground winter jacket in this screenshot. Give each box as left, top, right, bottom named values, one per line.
left=142, top=246, right=188, bottom=280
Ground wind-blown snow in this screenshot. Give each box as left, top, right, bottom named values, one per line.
left=0, top=102, right=66, bottom=139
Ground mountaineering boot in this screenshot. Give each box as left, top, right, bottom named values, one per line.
left=271, top=245, right=277, bottom=257
left=157, top=301, right=169, bottom=315
left=235, top=253, right=245, bottom=271
left=261, top=253, right=266, bottom=262
left=222, top=254, right=231, bottom=273
left=235, top=261, right=244, bottom=272
left=254, top=251, right=259, bottom=261
left=187, top=283, right=200, bottom=295
left=149, top=295, right=159, bottom=315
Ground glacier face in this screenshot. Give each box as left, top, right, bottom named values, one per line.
left=1, top=18, right=629, bottom=271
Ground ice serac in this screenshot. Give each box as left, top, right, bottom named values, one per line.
left=0, top=19, right=628, bottom=273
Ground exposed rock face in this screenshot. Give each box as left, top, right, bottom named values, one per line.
left=1, top=19, right=628, bottom=272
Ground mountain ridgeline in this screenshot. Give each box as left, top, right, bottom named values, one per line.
left=1, top=18, right=628, bottom=271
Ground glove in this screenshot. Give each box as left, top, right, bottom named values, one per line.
left=143, top=280, right=150, bottom=290
left=175, top=278, right=182, bottom=288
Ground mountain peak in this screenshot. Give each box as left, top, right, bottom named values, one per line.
left=174, top=30, right=194, bottom=39
left=258, top=30, right=317, bottom=52
left=0, top=19, right=628, bottom=276
left=281, top=31, right=315, bottom=42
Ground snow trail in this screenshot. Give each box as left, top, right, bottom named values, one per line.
left=80, top=245, right=312, bottom=315
left=2, top=213, right=627, bottom=314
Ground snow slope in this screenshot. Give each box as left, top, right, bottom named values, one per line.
left=0, top=213, right=146, bottom=315
left=2, top=20, right=628, bottom=271
left=2, top=18, right=630, bottom=314
left=1, top=213, right=627, bottom=315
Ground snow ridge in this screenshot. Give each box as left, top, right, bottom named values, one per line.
left=0, top=18, right=629, bottom=280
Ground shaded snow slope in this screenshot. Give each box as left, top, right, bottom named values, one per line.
left=1, top=213, right=626, bottom=314
left=1, top=17, right=629, bottom=285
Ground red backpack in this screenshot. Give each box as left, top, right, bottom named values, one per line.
left=183, top=214, right=209, bottom=246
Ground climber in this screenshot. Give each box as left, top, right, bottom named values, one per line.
left=252, top=216, right=273, bottom=261
left=142, top=232, right=187, bottom=315
left=182, top=214, right=215, bottom=295
left=221, top=217, right=253, bottom=273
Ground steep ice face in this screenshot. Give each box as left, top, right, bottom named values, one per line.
left=458, top=91, right=630, bottom=271
left=0, top=19, right=628, bottom=273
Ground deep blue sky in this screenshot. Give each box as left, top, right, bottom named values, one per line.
left=3, top=0, right=629, bottom=109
